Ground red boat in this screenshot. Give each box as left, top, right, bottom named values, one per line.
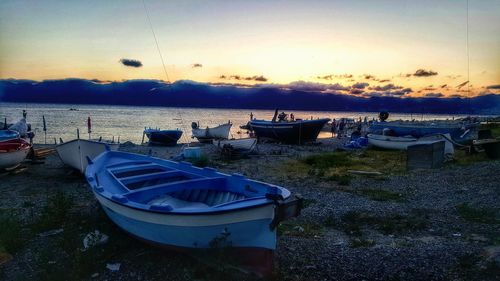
left=0, top=138, right=31, bottom=170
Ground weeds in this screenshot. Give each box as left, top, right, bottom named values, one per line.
left=456, top=203, right=499, bottom=224
left=356, top=189, right=405, bottom=202
left=33, top=191, right=73, bottom=232
left=0, top=210, right=24, bottom=254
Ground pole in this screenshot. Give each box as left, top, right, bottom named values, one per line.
left=42, top=115, right=47, bottom=144
left=87, top=116, right=92, bottom=140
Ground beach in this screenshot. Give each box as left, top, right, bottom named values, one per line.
left=1, top=137, right=499, bottom=280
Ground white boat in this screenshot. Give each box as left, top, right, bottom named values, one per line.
left=213, top=138, right=257, bottom=152
left=0, top=139, right=32, bottom=170
left=192, top=122, right=232, bottom=143
left=56, top=139, right=120, bottom=173
left=367, top=133, right=454, bottom=154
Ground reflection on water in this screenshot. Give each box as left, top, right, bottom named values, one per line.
left=0, top=102, right=476, bottom=144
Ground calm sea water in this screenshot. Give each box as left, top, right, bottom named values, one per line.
left=0, top=102, right=477, bottom=144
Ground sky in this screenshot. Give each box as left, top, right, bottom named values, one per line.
left=0, top=0, right=499, bottom=98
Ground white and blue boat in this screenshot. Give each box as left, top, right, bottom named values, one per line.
left=85, top=150, right=302, bottom=274
left=0, top=130, right=20, bottom=142
left=144, top=128, right=183, bottom=146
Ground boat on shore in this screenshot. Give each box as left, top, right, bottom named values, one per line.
left=85, top=150, right=302, bottom=275
left=213, top=138, right=257, bottom=153
left=56, top=139, right=120, bottom=173
left=192, top=122, right=232, bottom=143
left=0, top=138, right=32, bottom=170
left=368, top=120, right=479, bottom=143
left=249, top=112, right=330, bottom=144
left=0, top=130, right=20, bottom=142
left=144, top=128, right=182, bottom=146
left=367, top=133, right=454, bottom=154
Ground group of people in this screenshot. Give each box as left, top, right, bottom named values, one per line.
left=330, top=117, right=369, bottom=139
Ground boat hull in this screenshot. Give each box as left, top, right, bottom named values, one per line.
left=213, top=138, right=257, bottom=152
left=250, top=118, right=330, bottom=144
left=367, top=133, right=454, bottom=153
left=0, top=130, right=20, bottom=142
left=368, top=121, right=479, bottom=142
left=192, top=123, right=232, bottom=141
left=95, top=192, right=277, bottom=249
left=145, top=130, right=182, bottom=146
left=56, top=139, right=119, bottom=173
left=0, top=147, right=30, bottom=169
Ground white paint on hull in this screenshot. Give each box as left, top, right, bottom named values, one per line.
left=56, top=139, right=119, bottom=173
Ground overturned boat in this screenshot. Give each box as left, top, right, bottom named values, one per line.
left=191, top=122, right=232, bottom=143
left=0, top=138, right=31, bottom=170
left=56, top=139, right=120, bottom=173
left=367, top=133, right=454, bottom=154
left=144, top=128, right=183, bottom=146
left=0, top=130, right=20, bottom=142
left=85, top=151, right=302, bottom=275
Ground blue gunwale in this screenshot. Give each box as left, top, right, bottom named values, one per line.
left=86, top=151, right=289, bottom=216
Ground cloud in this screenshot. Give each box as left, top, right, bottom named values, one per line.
left=486, top=84, right=500, bottom=89
left=440, top=84, right=447, bottom=88
left=220, top=74, right=268, bottom=82
left=378, top=79, right=391, bottom=83
left=446, top=75, right=461, bottom=79
left=362, top=74, right=377, bottom=80
left=286, top=81, right=348, bottom=92
left=370, top=83, right=403, bottom=91
left=350, top=89, right=364, bottom=95
left=119, top=58, right=143, bottom=68
left=192, top=63, right=203, bottom=68
left=425, top=92, right=444, bottom=98
left=413, top=69, right=438, bottom=77
left=351, top=82, right=369, bottom=89
left=456, top=81, right=469, bottom=88
left=363, top=87, right=412, bottom=97
left=317, top=74, right=353, bottom=80
left=423, top=87, right=436, bottom=91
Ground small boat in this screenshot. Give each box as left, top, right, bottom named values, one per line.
left=249, top=115, right=330, bottom=144
left=368, top=120, right=479, bottom=142
left=191, top=122, right=232, bottom=143
left=367, top=133, right=454, bottom=154
left=56, top=139, right=120, bottom=173
left=0, top=138, right=31, bottom=170
left=144, top=128, right=182, bottom=146
left=0, top=130, right=20, bottom=141
left=213, top=138, right=257, bottom=152
left=85, top=151, right=302, bottom=275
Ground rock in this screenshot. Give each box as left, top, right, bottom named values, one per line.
left=83, top=230, right=109, bottom=250
left=483, top=246, right=500, bottom=265
left=38, top=228, right=64, bottom=237
left=91, top=273, right=99, bottom=278
left=106, top=263, right=121, bottom=272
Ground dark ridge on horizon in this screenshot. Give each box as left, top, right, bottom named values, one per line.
left=0, top=79, right=499, bottom=114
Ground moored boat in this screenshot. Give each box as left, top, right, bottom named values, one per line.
left=0, top=130, right=20, bottom=142
left=213, top=138, right=257, bottom=152
left=85, top=151, right=302, bottom=275
left=367, top=133, right=454, bottom=154
left=192, top=122, right=232, bottom=143
left=249, top=118, right=330, bottom=144
left=0, top=138, right=31, bottom=170
left=144, top=128, right=183, bottom=146
left=56, top=139, right=120, bottom=173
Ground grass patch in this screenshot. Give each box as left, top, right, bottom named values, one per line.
left=302, top=199, right=317, bottom=209
left=188, top=154, right=210, bottom=168
left=456, top=203, right=499, bottom=224
left=33, top=191, right=73, bottom=232
left=0, top=210, right=24, bottom=254
left=356, top=188, right=405, bottom=202
left=338, top=210, right=427, bottom=236
left=284, top=150, right=406, bottom=186
left=452, top=149, right=490, bottom=166
left=278, top=222, right=323, bottom=237
left=349, top=237, right=376, bottom=248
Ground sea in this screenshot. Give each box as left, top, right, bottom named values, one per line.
left=0, top=102, right=484, bottom=144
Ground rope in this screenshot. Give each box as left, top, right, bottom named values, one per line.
left=142, top=0, right=170, bottom=83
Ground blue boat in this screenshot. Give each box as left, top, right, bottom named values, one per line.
left=144, top=128, right=182, bottom=146
left=368, top=121, right=479, bottom=142
left=249, top=118, right=330, bottom=144
left=0, top=130, right=20, bottom=142
left=85, top=150, right=302, bottom=275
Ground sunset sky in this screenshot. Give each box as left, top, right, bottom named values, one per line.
left=0, top=0, right=499, bottom=97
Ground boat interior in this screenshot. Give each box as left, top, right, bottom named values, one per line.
left=101, top=161, right=270, bottom=211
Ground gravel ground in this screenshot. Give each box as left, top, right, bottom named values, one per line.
left=0, top=138, right=499, bottom=281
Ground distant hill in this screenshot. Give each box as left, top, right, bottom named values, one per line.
left=1, top=78, right=499, bottom=114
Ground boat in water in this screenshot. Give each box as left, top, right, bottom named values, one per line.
left=367, top=133, right=454, bottom=154
left=144, top=128, right=182, bottom=146
left=191, top=122, right=232, bottom=143
left=56, top=139, right=120, bottom=173
left=368, top=120, right=479, bottom=143
left=85, top=150, right=302, bottom=275
left=213, top=138, right=257, bottom=153
left=249, top=111, right=330, bottom=144
left=0, top=130, right=20, bottom=142
left=0, top=138, right=31, bottom=170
